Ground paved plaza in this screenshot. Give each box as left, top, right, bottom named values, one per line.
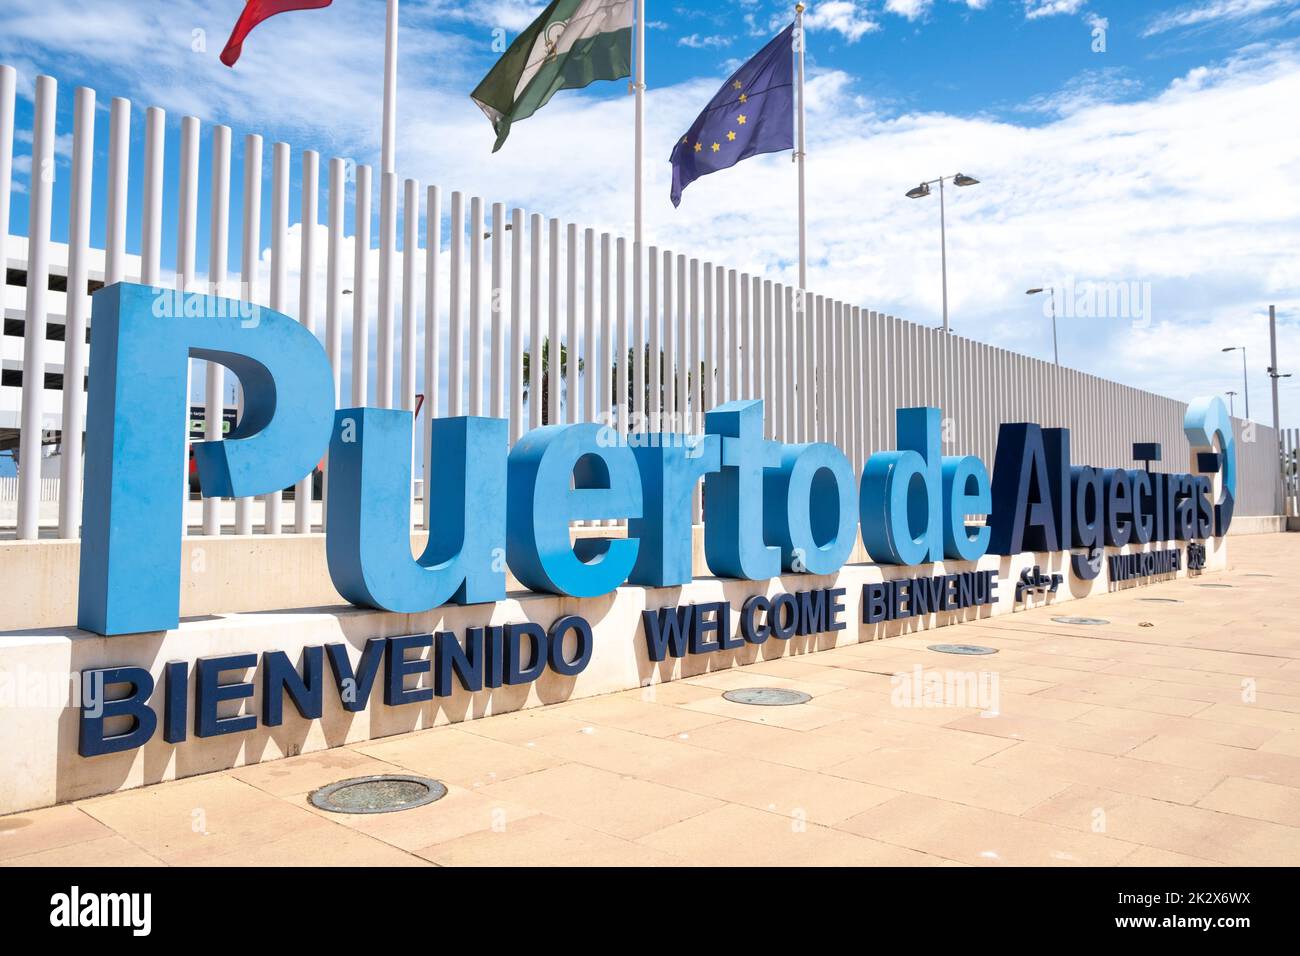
left=4, top=533, right=1299, bottom=868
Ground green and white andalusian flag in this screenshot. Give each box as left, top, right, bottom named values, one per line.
left=471, top=0, right=633, bottom=151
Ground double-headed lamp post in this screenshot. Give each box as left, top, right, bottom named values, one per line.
left=1025, top=287, right=1059, bottom=366
left=1226, top=390, right=1238, bottom=418
left=1222, top=345, right=1249, bottom=420
left=905, top=172, right=980, bottom=334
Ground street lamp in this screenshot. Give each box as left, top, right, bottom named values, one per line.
left=1222, top=346, right=1249, bottom=420
left=1225, top=390, right=1237, bottom=418
left=1025, top=287, right=1059, bottom=366
left=905, top=172, right=980, bottom=333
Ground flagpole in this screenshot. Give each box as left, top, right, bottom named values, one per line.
left=634, top=0, right=645, bottom=247
left=383, top=0, right=398, bottom=175
left=795, top=3, right=807, bottom=290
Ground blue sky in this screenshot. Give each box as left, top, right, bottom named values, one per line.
left=2, top=0, right=1299, bottom=451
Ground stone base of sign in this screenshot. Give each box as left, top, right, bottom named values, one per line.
left=0, top=517, right=1280, bottom=632
left=0, top=537, right=1228, bottom=815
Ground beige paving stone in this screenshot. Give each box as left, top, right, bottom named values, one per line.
left=679, top=717, right=876, bottom=770
left=1039, top=684, right=1197, bottom=711
left=678, top=693, right=851, bottom=731
left=452, top=707, right=589, bottom=745
left=824, top=715, right=1021, bottom=763
left=206, top=820, right=432, bottom=866
left=355, top=727, right=560, bottom=789
left=544, top=695, right=728, bottom=738
left=981, top=691, right=1099, bottom=721
left=297, top=782, right=542, bottom=851
left=636, top=750, right=901, bottom=825
left=680, top=668, right=846, bottom=698
left=525, top=723, right=705, bottom=778
left=76, top=775, right=333, bottom=865
left=1073, top=707, right=1277, bottom=749
left=977, top=741, right=1224, bottom=804
left=638, top=803, right=941, bottom=866
left=0, top=834, right=163, bottom=867
left=1195, top=776, right=1300, bottom=828
left=479, top=763, right=721, bottom=839
left=618, top=680, right=723, bottom=706
left=825, top=749, right=1071, bottom=815
left=1115, top=846, right=1223, bottom=867
left=1194, top=701, right=1300, bottom=732
left=0, top=804, right=111, bottom=861
left=1024, top=783, right=1300, bottom=866
left=836, top=793, right=1137, bottom=866
left=229, top=748, right=405, bottom=798
left=417, top=813, right=686, bottom=866
left=944, top=711, right=1153, bottom=756
left=1128, top=734, right=1300, bottom=788
left=815, top=686, right=987, bottom=726
left=1261, top=732, right=1300, bottom=757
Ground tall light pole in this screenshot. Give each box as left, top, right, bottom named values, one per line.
left=1268, top=304, right=1289, bottom=436
left=906, top=172, right=979, bottom=334
left=1222, top=345, right=1249, bottom=420
left=1226, top=390, right=1237, bottom=418
left=1026, top=287, right=1058, bottom=365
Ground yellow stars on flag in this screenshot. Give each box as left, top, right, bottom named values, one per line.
left=732, top=80, right=743, bottom=89
left=727, top=130, right=737, bottom=141
left=694, top=142, right=702, bottom=152
left=711, top=142, right=720, bottom=152
left=737, top=114, right=747, bottom=125
left=738, top=93, right=748, bottom=103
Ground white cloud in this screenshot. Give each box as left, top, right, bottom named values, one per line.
left=885, top=0, right=934, bottom=20
left=678, top=34, right=733, bottom=49
left=1015, top=68, right=1142, bottom=116
left=1024, top=0, right=1088, bottom=19
left=804, top=1, right=881, bottom=42
left=1143, top=0, right=1300, bottom=36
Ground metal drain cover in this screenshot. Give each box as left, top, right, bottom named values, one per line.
left=928, top=643, right=998, bottom=656
left=1138, top=597, right=1183, bottom=604
left=1197, top=583, right=1234, bottom=589
left=309, top=775, right=447, bottom=814
left=1052, top=616, right=1110, bottom=626
left=723, top=687, right=812, bottom=706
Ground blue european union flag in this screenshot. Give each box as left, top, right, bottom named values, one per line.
left=670, top=23, right=795, bottom=207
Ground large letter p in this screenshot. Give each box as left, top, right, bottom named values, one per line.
left=77, top=283, right=333, bottom=635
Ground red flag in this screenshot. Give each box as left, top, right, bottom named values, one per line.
left=220, top=0, right=334, bottom=67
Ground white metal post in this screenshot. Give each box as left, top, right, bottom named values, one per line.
left=203, top=125, right=231, bottom=536
left=57, top=86, right=94, bottom=540
left=294, top=150, right=318, bottom=533
left=382, top=0, right=398, bottom=176
left=17, top=76, right=55, bottom=540
left=351, top=163, right=372, bottom=407
left=235, top=134, right=262, bottom=535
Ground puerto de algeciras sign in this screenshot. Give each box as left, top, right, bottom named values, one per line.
left=73, top=283, right=1237, bottom=758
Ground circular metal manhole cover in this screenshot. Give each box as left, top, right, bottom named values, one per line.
left=1197, top=583, right=1234, bottom=589
left=1052, top=616, right=1110, bottom=626
left=1138, top=597, right=1183, bottom=604
left=722, top=687, right=813, bottom=706
left=928, top=643, right=999, bottom=656
left=309, top=775, right=447, bottom=814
